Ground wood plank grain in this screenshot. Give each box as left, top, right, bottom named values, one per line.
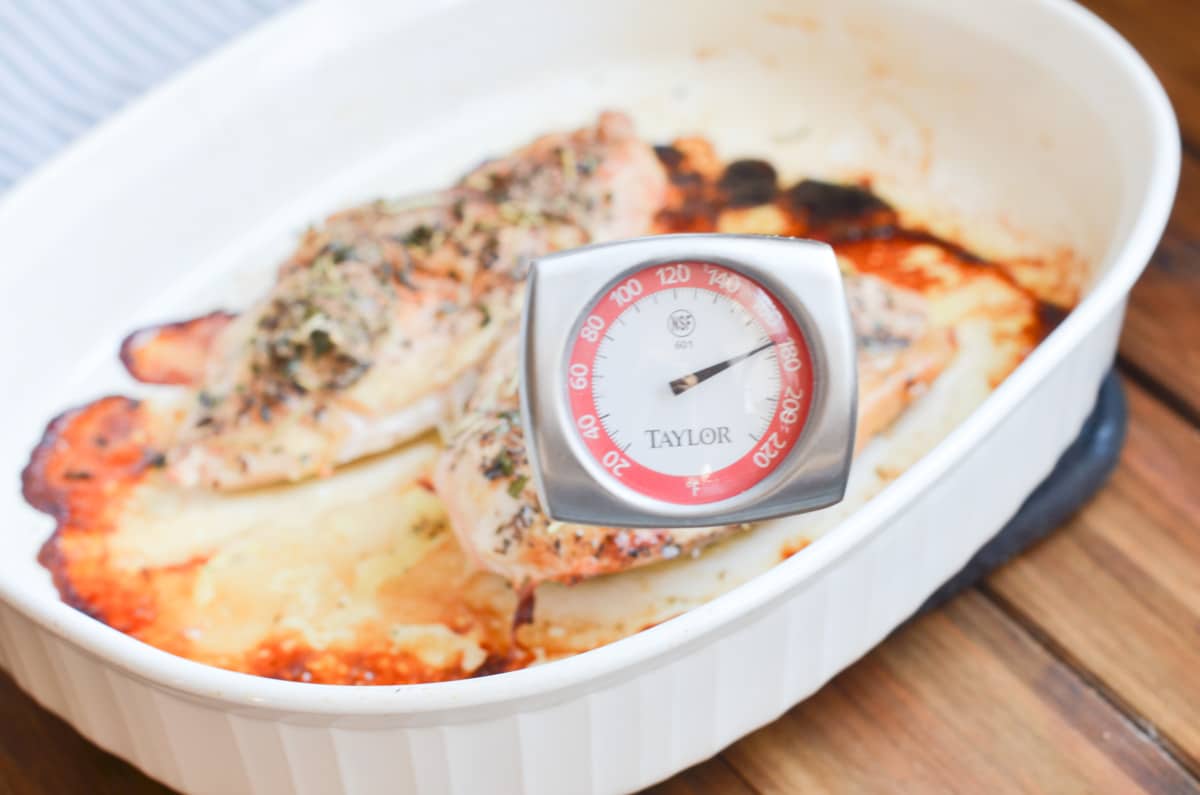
left=646, top=756, right=757, bottom=795
left=1074, top=0, right=1200, bottom=415
left=0, top=671, right=171, bottom=795
left=1119, top=151, right=1200, bottom=419
left=1080, top=0, right=1200, bottom=148
left=986, top=379, right=1200, bottom=774
left=714, top=589, right=1195, bottom=793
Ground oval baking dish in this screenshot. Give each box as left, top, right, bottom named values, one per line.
left=0, top=0, right=1178, bottom=792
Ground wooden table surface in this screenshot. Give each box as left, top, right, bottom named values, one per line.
left=3, top=2, right=1198, bottom=793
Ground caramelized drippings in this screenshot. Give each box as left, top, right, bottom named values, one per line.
left=653, top=144, right=1068, bottom=343
left=21, top=138, right=1077, bottom=685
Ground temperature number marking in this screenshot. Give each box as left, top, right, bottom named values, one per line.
left=576, top=413, right=601, bottom=439
left=565, top=259, right=815, bottom=505
left=578, top=314, right=606, bottom=342
left=568, top=362, right=589, bottom=390
left=609, top=277, right=644, bottom=307
left=753, top=291, right=784, bottom=331
left=779, top=386, right=805, bottom=426
left=753, top=432, right=787, bottom=469
left=779, top=339, right=804, bottom=372
left=602, top=450, right=631, bottom=477
left=703, top=264, right=741, bottom=294
left=655, top=263, right=691, bottom=285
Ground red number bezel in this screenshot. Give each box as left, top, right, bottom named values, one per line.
left=566, top=261, right=815, bottom=505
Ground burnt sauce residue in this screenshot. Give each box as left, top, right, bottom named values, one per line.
left=652, top=144, right=1069, bottom=339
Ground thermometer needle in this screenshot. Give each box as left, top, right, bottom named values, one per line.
left=669, top=341, right=777, bottom=396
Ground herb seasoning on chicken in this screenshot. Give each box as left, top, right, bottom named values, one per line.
left=169, top=112, right=668, bottom=489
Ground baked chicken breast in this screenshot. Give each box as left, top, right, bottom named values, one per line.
left=434, top=274, right=955, bottom=590
left=167, top=112, right=667, bottom=489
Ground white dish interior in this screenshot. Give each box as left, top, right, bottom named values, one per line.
left=0, top=0, right=1177, bottom=785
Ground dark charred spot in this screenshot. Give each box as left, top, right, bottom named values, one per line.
left=62, top=470, right=92, bottom=480
left=1036, top=301, right=1071, bottom=337
left=653, top=145, right=685, bottom=170
left=784, top=179, right=891, bottom=226
left=653, top=144, right=723, bottom=233
left=512, top=590, right=536, bottom=630
left=719, top=159, right=778, bottom=207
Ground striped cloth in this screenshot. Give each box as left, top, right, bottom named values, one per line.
left=0, top=0, right=295, bottom=190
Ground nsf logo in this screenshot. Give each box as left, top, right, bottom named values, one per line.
left=668, top=309, right=696, bottom=338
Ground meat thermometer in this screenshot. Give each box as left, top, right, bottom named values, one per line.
left=520, top=234, right=858, bottom=528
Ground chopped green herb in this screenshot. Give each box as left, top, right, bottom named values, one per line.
left=403, top=224, right=434, bottom=248
left=309, top=328, right=334, bottom=357
left=476, top=302, right=491, bottom=327
left=326, top=241, right=354, bottom=263
left=483, top=448, right=514, bottom=480
left=507, top=475, right=528, bottom=498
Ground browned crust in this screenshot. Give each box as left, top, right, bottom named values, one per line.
left=231, top=632, right=506, bottom=685
left=21, top=396, right=521, bottom=684
left=119, top=310, right=235, bottom=386
left=22, top=397, right=166, bottom=631
left=21, top=134, right=1073, bottom=685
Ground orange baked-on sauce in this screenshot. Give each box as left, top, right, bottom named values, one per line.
left=22, top=140, right=1072, bottom=684
left=22, top=400, right=527, bottom=684
left=119, top=310, right=235, bottom=387
left=653, top=138, right=1067, bottom=341
left=23, top=398, right=172, bottom=633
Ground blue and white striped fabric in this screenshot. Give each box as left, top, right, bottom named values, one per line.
left=0, top=0, right=296, bottom=191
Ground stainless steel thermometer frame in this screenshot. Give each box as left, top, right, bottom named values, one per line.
left=520, top=233, right=857, bottom=528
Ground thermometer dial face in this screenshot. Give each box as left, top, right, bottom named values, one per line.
left=566, top=261, right=814, bottom=505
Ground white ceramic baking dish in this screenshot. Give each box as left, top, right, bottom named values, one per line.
left=0, top=0, right=1178, bottom=792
